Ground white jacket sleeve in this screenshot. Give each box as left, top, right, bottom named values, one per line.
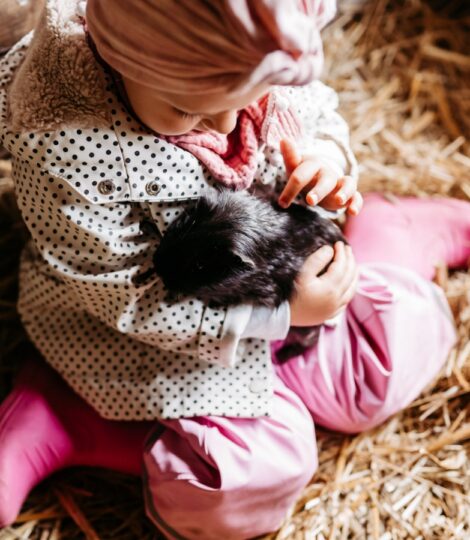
left=0, top=149, right=278, bottom=370
left=217, top=301, right=290, bottom=368
left=284, top=81, right=358, bottom=182
left=241, top=302, right=290, bottom=340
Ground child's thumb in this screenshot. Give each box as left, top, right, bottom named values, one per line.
left=280, top=139, right=301, bottom=176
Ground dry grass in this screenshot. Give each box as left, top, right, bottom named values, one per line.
left=0, top=0, right=469, bottom=538
left=265, top=1, right=470, bottom=538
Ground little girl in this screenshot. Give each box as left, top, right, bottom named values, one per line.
left=0, top=1, right=469, bottom=538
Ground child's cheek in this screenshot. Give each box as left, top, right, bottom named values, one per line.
left=145, top=113, right=199, bottom=136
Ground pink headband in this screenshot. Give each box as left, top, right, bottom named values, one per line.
left=85, top=0, right=336, bottom=95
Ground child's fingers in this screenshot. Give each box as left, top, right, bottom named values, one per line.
left=337, top=246, right=357, bottom=295
left=346, top=191, right=363, bottom=216
left=279, top=139, right=302, bottom=176
left=320, top=241, right=347, bottom=283
left=334, top=176, right=356, bottom=206
left=320, top=176, right=357, bottom=210
left=339, top=253, right=359, bottom=305
left=318, top=177, right=344, bottom=208
left=305, top=168, right=338, bottom=206
left=301, top=245, right=335, bottom=279
left=343, top=266, right=359, bottom=304
left=279, top=160, right=321, bottom=208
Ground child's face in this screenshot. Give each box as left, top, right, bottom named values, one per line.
left=122, top=76, right=270, bottom=136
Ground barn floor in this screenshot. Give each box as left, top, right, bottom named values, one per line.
left=0, top=1, right=469, bottom=538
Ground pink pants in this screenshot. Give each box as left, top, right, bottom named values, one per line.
left=143, top=196, right=458, bottom=539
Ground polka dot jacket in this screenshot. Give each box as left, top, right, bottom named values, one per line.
left=0, top=7, right=357, bottom=420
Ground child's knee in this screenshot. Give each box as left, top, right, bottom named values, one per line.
left=276, top=265, right=456, bottom=436
left=143, top=439, right=317, bottom=540
left=142, top=390, right=317, bottom=539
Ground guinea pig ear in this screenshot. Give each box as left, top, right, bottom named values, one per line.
left=232, top=250, right=256, bottom=269
left=198, top=189, right=219, bottom=211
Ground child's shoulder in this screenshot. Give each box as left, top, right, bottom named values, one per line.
left=0, top=32, right=33, bottom=138
left=0, top=31, right=209, bottom=211
left=0, top=16, right=211, bottom=209
left=0, top=34, right=123, bottom=204
left=2, top=17, right=110, bottom=136
left=0, top=32, right=32, bottom=88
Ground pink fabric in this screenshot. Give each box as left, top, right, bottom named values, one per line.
left=85, top=0, right=336, bottom=96
left=344, top=194, right=470, bottom=280
left=164, top=91, right=302, bottom=189
left=143, top=376, right=317, bottom=540
left=1, top=195, right=468, bottom=536
left=0, top=358, right=152, bottom=527
left=272, top=263, right=456, bottom=433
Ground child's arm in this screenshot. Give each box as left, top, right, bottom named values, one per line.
left=0, top=150, right=286, bottom=370
left=12, top=184, right=288, bottom=369
left=253, top=82, right=360, bottom=325
left=0, top=41, right=296, bottom=372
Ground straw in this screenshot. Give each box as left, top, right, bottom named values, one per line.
left=0, top=0, right=469, bottom=538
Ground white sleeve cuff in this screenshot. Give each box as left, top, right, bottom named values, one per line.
left=299, top=137, right=358, bottom=182
left=214, top=302, right=291, bottom=368
left=241, top=302, right=291, bottom=340
left=302, top=138, right=348, bottom=172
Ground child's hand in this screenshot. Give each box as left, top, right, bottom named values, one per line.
left=278, top=139, right=363, bottom=215
left=289, top=242, right=358, bottom=327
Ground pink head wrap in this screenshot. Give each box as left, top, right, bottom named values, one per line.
left=85, top=0, right=336, bottom=95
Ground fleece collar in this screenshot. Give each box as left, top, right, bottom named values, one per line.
left=8, top=0, right=110, bottom=132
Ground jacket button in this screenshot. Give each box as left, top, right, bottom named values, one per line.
left=249, top=377, right=267, bottom=394
left=146, top=181, right=161, bottom=196
left=98, top=179, right=116, bottom=195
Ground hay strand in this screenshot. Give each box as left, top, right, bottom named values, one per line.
left=0, top=0, right=469, bottom=538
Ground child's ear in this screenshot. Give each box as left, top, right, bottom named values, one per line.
left=207, top=249, right=255, bottom=274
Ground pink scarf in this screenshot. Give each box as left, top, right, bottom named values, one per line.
left=164, top=92, right=302, bottom=190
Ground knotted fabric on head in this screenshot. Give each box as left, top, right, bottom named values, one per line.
left=85, top=0, right=336, bottom=96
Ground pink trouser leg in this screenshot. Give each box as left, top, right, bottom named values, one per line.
left=344, top=194, right=470, bottom=279
left=0, top=357, right=153, bottom=527
left=143, top=376, right=317, bottom=540
left=4, top=193, right=467, bottom=536
left=274, top=194, right=466, bottom=433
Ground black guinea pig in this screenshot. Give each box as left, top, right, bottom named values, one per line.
left=140, top=188, right=346, bottom=362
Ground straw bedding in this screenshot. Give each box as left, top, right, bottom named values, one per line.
left=0, top=0, right=469, bottom=538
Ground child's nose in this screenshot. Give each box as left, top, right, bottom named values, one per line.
left=205, top=110, right=238, bottom=134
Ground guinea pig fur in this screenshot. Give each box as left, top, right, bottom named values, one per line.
left=140, top=189, right=346, bottom=362
left=149, top=188, right=346, bottom=309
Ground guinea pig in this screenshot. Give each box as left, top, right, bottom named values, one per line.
left=139, top=188, right=346, bottom=362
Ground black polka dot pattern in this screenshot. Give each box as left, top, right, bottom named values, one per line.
left=0, top=33, right=31, bottom=88
left=0, top=38, right=275, bottom=420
